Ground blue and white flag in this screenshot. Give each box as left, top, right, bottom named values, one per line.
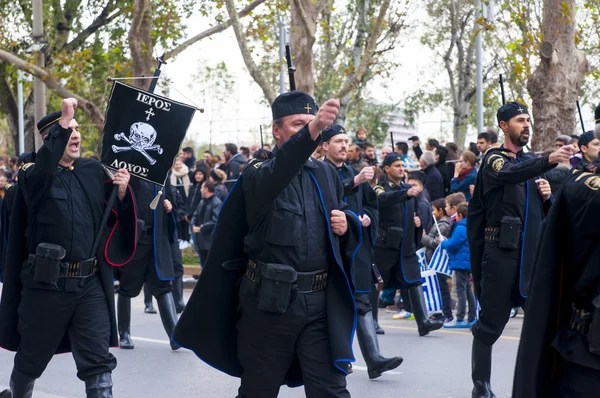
left=416, top=247, right=428, bottom=272
left=421, top=270, right=443, bottom=313
left=429, top=245, right=452, bottom=277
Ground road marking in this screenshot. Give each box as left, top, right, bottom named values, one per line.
left=380, top=324, right=520, bottom=341
left=132, top=336, right=171, bottom=345
left=0, top=385, right=65, bottom=397
left=351, top=365, right=402, bottom=375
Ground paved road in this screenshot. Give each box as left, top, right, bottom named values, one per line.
left=0, top=290, right=523, bottom=397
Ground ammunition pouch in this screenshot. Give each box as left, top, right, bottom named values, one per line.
left=589, top=296, right=600, bottom=355
left=499, top=216, right=522, bottom=250
left=32, top=243, right=66, bottom=286
left=256, top=263, right=298, bottom=314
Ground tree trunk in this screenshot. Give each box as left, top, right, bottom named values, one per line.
left=453, top=100, right=470, bottom=149
left=290, top=0, right=324, bottom=95
left=527, top=0, right=587, bottom=152
left=128, top=0, right=155, bottom=90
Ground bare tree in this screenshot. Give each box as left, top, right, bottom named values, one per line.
left=527, top=0, right=587, bottom=152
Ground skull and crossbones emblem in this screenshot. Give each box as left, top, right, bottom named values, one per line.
left=112, top=122, right=163, bottom=165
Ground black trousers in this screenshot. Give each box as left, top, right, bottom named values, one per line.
left=115, top=242, right=172, bottom=298
left=554, top=359, right=600, bottom=397
left=454, top=270, right=476, bottom=322
left=14, top=275, right=116, bottom=380
left=437, top=273, right=453, bottom=320
left=171, top=240, right=184, bottom=278
left=355, top=292, right=372, bottom=316
left=236, top=277, right=349, bottom=398
left=472, top=242, right=522, bottom=345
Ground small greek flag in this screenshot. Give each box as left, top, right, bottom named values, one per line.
left=416, top=247, right=428, bottom=272
left=421, top=270, right=443, bottom=313
left=429, top=245, right=452, bottom=277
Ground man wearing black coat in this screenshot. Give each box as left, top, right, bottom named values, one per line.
left=223, top=143, right=246, bottom=190
left=191, top=181, right=222, bottom=267
left=467, top=102, right=574, bottom=398
left=419, top=151, right=444, bottom=201
left=0, top=100, right=136, bottom=397
left=173, top=91, right=361, bottom=397
left=513, top=162, right=600, bottom=397
left=322, top=125, right=403, bottom=379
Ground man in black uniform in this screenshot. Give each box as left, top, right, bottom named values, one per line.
left=513, top=156, right=600, bottom=397
left=173, top=91, right=362, bottom=397
left=322, top=125, right=403, bottom=379
left=467, top=102, right=574, bottom=398
left=114, top=177, right=180, bottom=351
left=0, top=99, right=136, bottom=397
left=373, top=153, right=443, bottom=336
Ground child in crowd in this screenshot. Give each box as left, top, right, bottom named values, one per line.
left=353, top=127, right=368, bottom=146
left=445, top=192, right=466, bottom=223
left=440, top=202, right=476, bottom=328
left=421, top=198, right=453, bottom=323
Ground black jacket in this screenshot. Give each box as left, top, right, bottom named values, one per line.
left=423, top=165, right=444, bottom=201
left=225, top=153, right=246, bottom=189
left=191, top=194, right=222, bottom=250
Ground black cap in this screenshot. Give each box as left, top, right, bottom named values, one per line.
left=383, top=152, right=403, bottom=167
left=595, top=104, right=600, bottom=124
left=36, top=111, right=62, bottom=135
left=579, top=130, right=596, bottom=148
left=271, top=91, right=318, bottom=120
left=408, top=135, right=419, bottom=141
left=497, top=102, right=529, bottom=125
left=322, top=124, right=347, bottom=142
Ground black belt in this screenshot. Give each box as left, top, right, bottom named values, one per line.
left=245, top=259, right=328, bottom=293
left=484, top=227, right=500, bottom=241
left=28, top=255, right=98, bottom=278
left=570, top=304, right=593, bottom=335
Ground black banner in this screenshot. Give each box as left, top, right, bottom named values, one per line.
left=100, top=81, right=196, bottom=185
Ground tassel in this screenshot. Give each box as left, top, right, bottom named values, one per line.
left=149, top=190, right=163, bottom=210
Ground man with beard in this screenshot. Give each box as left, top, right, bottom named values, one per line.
left=572, top=130, right=599, bottom=172
left=362, top=142, right=378, bottom=167
left=468, top=102, right=574, bottom=398
left=223, top=143, right=246, bottom=190
left=173, top=92, right=362, bottom=397
left=322, top=125, right=403, bottom=379
left=347, top=143, right=368, bottom=169
left=476, top=133, right=493, bottom=157
left=0, top=99, right=136, bottom=397
left=374, top=153, right=443, bottom=337
left=513, top=147, right=600, bottom=397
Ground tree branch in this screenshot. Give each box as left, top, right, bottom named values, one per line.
left=61, top=0, right=120, bottom=53
left=291, top=0, right=316, bottom=44
left=334, top=0, right=391, bottom=99
left=165, top=0, right=268, bottom=61
left=0, top=49, right=105, bottom=125
left=224, top=0, right=276, bottom=104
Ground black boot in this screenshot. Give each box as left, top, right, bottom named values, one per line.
left=144, top=284, right=156, bottom=314
left=172, top=277, right=186, bottom=314
left=471, top=338, right=496, bottom=398
left=157, top=293, right=180, bottom=351
left=370, top=287, right=385, bottom=335
left=117, top=294, right=134, bottom=349
left=85, top=373, right=112, bottom=398
left=356, top=312, right=403, bottom=379
left=2, top=369, right=35, bottom=398
left=408, top=285, right=443, bottom=336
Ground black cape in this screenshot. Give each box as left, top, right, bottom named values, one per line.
left=0, top=159, right=137, bottom=353
left=513, top=169, right=600, bottom=397
left=173, top=141, right=361, bottom=387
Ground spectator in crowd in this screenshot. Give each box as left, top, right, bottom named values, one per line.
left=445, top=192, right=466, bottom=223
left=441, top=202, right=476, bottom=328
left=347, top=143, right=368, bottom=169
left=249, top=143, right=260, bottom=158
left=311, top=144, right=325, bottom=161
left=239, top=146, right=250, bottom=160
left=570, top=135, right=579, bottom=152
left=263, top=143, right=272, bottom=151
left=213, top=155, right=225, bottom=171
left=571, top=130, right=599, bottom=171
left=468, top=142, right=479, bottom=156
left=181, top=146, right=196, bottom=171
left=421, top=198, right=453, bottom=324
left=0, top=173, right=6, bottom=200
left=185, top=168, right=208, bottom=223
left=170, top=157, right=190, bottom=201
left=208, top=169, right=228, bottom=201
left=353, top=127, right=368, bottom=146
left=407, top=171, right=432, bottom=248
left=487, top=128, right=499, bottom=147
left=202, top=150, right=213, bottom=165
left=409, top=135, right=423, bottom=160
left=476, top=132, right=493, bottom=157
left=362, top=142, right=378, bottom=166
left=450, top=151, right=479, bottom=201
left=426, top=139, right=440, bottom=152
left=396, top=142, right=415, bottom=168
left=8, top=156, right=18, bottom=172
left=191, top=181, right=222, bottom=268
left=0, top=156, right=6, bottom=171
left=434, top=146, right=450, bottom=195
left=223, top=143, right=246, bottom=189
left=380, top=146, right=393, bottom=165
left=555, top=135, right=571, bottom=149
left=420, top=151, right=444, bottom=201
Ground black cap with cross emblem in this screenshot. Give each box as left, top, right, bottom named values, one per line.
left=271, top=90, right=318, bottom=121
left=322, top=124, right=347, bottom=142
left=497, top=101, right=529, bottom=126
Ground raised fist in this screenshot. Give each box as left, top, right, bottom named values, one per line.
left=308, top=98, right=340, bottom=138
left=548, top=145, right=574, bottom=165
left=59, top=98, right=78, bottom=129
left=356, top=166, right=375, bottom=185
